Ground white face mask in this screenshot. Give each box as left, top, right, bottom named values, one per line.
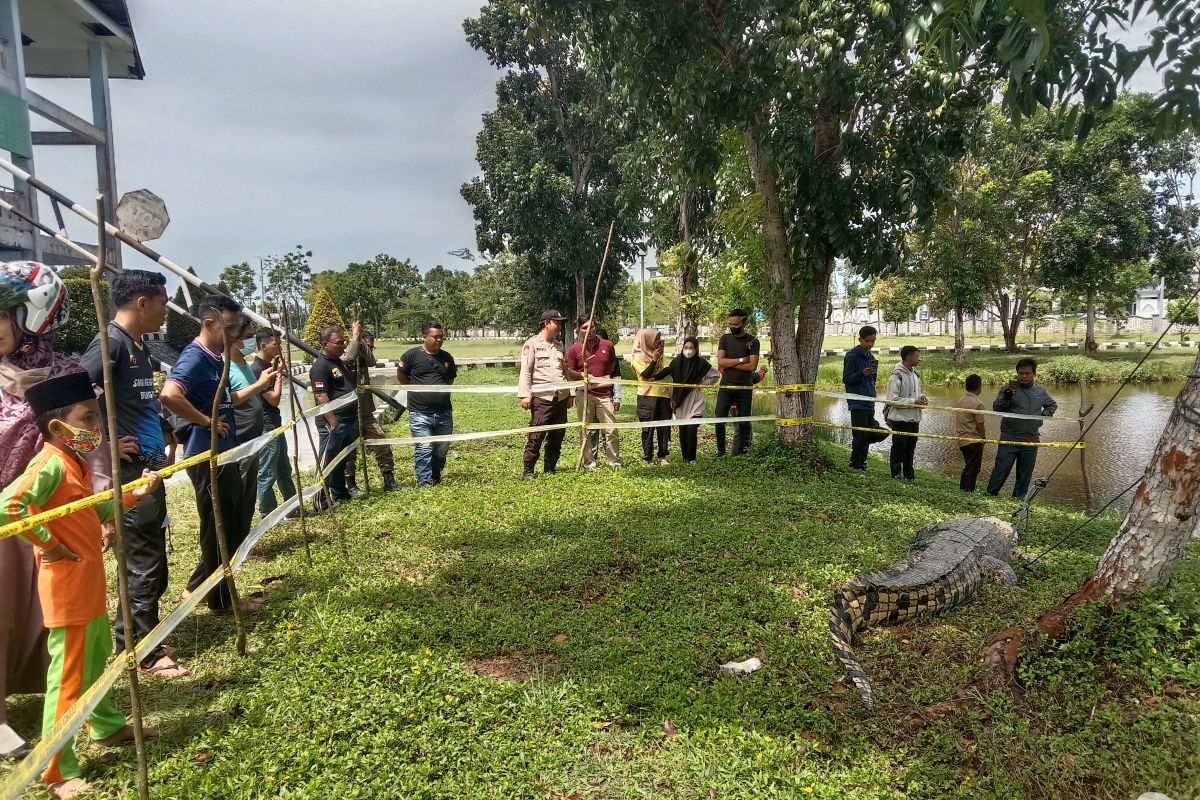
left=683, top=349, right=696, bottom=359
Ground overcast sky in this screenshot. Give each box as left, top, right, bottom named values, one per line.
left=28, top=0, right=499, bottom=285
left=22, top=3, right=1166, bottom=288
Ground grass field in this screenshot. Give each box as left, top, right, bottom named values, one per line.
left=4, top=373, right=1197, bottom=799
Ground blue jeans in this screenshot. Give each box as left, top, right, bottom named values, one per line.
left=256, top=436, right=297, bottom=515
left=987, top=443, right=1038, bottom=498
left=317, top=418, right=359, bottom=501
left=409, top=409, right=453, bottom=484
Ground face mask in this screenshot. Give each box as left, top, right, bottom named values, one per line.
left=58, top=421, right=102, bottom=455
left=683, top=349, right=696, bottom=359
left=729, top=325, right=744, bottom=336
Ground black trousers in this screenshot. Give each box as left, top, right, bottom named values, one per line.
left=185, top=462, right=248, bottom=610
left=889, top=420, right=920, bottom=479
left=959, top=442, right=984, bottom=492
left=988, top=443, right=1039, bottom=498
left=678, top=418, right=699, bottom=462
left=239, top=454, right=260, bottom=532
left=849, top=408, right=889, bottom=468
left=113, top=458, right=168, bottom=667
left=524, top=395, right=568, bottom=472
left=637, top=395, right=672, bottom=460
left=317, top=419, right=359, bottom=503
left=714, top=388, right=752, bottom=456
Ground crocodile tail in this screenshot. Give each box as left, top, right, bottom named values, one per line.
left=829, top=582, right=875, bottom=710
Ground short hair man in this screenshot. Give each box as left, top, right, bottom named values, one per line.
left=714, top=309, right=760, bottom=456
left=346, top=321, right=397, bottom=491
left=309, top=324, right=359, bottom=507
left=252, top=328, right=296, bottom=514
left=565, top=315, right=622, bottom=468
left=226, top=315, right=278, bottom=534
left=986, top=358, right=1057, bottom=498
left=517, top=310, right=573, bottom=479
left=842, top=325, right=889, bottom=470
left=398, top=320, right=458, bottom=487
left=884, top=345, right=928, bottom=481
left=80, top=269, right=188, bottom=676
left=953, top=374, right=987, bottom=491
left=159, top=294, right=249, bottom=612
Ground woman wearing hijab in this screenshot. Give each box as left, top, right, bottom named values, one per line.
left=630, top=327, right=672, bottom=465
left=0, top=262, right=77, bottom=760
left=668, top=337, right=713, bottom=464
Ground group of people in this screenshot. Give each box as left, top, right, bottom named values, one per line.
left=0, top=261, right=1058, bottom=799
left=843, top=325, right=1058, bottom=497
left=517, top=308, right=765, bottom=478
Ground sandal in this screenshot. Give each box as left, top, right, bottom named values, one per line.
left=137, top=658, right=191, bottom=679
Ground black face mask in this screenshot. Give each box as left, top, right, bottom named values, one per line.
left=729, top=325, right=744, bottom=336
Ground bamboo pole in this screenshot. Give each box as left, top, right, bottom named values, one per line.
left=263, top=304, right=312, bottom=567
left=87, top=195, right=150, bottom=800
left=351, top=309, right=371, bottom=499
left=1077, top=380, right=1094, bottom=514
left=282, top=304, right=349, bottom=559
left=208, top=322, right=247, bottom=656
left=575, top=221, right=616, bottom=472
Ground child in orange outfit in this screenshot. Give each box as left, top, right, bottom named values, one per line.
left=0, top=372, right=161, bottom=799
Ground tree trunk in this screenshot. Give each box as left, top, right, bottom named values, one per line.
left=743, top=111, right=804, bottom=444
left=953, top=306, right=965, bottom=365
left=1091, top=350, right=1200, bottom=598
left=1084, top=287, right=1098, bottom=357
left=677, top=190, right=700, bottom=340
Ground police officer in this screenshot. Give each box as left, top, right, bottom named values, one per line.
left=309, top=324, right=359, bottom=508
left=518, top=309, right=574, bottom=479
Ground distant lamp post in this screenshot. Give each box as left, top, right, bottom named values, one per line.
left=639, top=251, right=646, bottom=330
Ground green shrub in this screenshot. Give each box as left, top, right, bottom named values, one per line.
left=58, top=277, right=108, bottom=355
left=302, top=288, right=346, bottom=350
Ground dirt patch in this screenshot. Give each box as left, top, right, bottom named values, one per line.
left=465, top=651, right=558, bottom=682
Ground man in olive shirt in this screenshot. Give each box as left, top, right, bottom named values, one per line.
left=309, top=325, right=359, bottom=507
left=714, top=309, right=760, bottom=456
left=517, top=310, right=573, bottom=479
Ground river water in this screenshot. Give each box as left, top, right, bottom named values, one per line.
left=757, top=381, right=1184, bottom=510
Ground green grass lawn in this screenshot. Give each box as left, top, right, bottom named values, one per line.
left=4, top=373, right=1197, bottom=799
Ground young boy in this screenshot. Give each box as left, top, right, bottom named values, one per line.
left=0, top=372, right=161, bottom=799
left=952, top=373, right=988, bottom=492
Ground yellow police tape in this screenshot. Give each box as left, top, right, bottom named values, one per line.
left=0, top=429, right=358, bottom=797
left=0, top=393, right=360, bottom=543
left=812, top=420, right=1085, bottom=448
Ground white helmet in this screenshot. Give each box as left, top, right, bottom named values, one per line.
left=0, top=261, right=70, bottom=336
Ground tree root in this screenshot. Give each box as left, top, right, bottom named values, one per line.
left=980, top=576, right=1107, bottom=693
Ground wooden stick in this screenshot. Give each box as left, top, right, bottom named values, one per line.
left=263, top=303, right=312, bottom=566
left=88, top=195, right=150, bottom=800
left=575, top=220, right=616, bottom=471
left=208, top=321, right=247, bottom=656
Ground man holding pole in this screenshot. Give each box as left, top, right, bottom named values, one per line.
left=565, top=316, right=621, bottom=469
left=518, top=310, right=573, bottom=480
left=345, top=321, right=397, bottom=492
left=252, top=329, right=296, bottom=514
left=82, top=269, right=189, bottom=677
left=159, top=296, right=254, bottom=614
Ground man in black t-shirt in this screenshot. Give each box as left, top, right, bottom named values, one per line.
left=397, top=320, right=458, bottom=487
left=309, top=325, right=359, bottom=507
left=714, top=308, right=761, bottom=456
left=252, top=329, right=296, bottom=516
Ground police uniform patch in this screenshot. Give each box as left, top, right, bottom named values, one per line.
left=331, top=368, right=342, bottom=378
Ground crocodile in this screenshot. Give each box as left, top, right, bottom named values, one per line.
left=828, top=515, right=1019, bottom=710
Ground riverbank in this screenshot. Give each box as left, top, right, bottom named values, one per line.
left=6, top=384, right=1196, bottom=799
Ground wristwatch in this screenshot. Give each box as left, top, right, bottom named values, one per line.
left=739, top=357, right=745, bottom=364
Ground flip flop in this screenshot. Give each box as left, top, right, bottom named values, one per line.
left=137, top=659, right=191, bottom=678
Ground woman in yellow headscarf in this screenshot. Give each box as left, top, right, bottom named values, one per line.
left=629, top=327, right=672, bottom=465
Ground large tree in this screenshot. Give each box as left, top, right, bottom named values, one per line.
left=264, top=245, right=313, bottom=322
left=540, top=0, right=997, bottom=443
left=460, top=2, right=642, bottom=329
left=218, top=261, right=256, bottom=308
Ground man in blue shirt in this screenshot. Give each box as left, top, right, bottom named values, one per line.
left=82, top=269, right=189, bottom=677
left=159, top=295, right=247, bottom=613
left=842, top=325, right=890, bottom=471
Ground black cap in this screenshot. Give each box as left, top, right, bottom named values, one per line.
left=24, top=372, right=97, bottom=418
left=539, top=309, right=567, bottom=323
left=361, top=329, right=376, bottom=339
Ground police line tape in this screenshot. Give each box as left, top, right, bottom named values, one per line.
left=810, top=421, right=1085, bottom=449
left=0, top=394, right=357, bottom=543
left=0, top=433, right=358, bottom=796
left=362, top=379, right=1071, bottom=424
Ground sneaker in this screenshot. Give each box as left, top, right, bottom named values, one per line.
left=348, top=486, right=366, bottom=499
left=416, top=481, right=434, bottom=488
left=382, top=475, right=399, bottom=492
left=522, top=470, right=536, bottom=481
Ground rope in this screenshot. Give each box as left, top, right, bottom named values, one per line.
left=1015, top=475, right=1143, bottom=572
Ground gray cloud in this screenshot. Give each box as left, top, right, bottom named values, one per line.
left=28, top=0, right=498, bottom=285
